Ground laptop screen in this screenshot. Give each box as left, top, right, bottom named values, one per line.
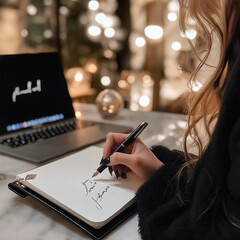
left=0, top=52, right=75, bottom=135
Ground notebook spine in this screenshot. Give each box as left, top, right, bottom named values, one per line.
left=8, top=181, right=29, bottom=198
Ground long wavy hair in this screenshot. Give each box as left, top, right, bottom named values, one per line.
left=177, top=0, right=240, bottom=229
left=178, top=0, right=240, bottom=174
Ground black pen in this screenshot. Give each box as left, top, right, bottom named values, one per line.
left=91, top=121, right=148, bottom=178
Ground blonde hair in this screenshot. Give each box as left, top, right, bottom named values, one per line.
left=177, top=0, right=240, bottom=230
left=179, top=0, right=239, bottom=172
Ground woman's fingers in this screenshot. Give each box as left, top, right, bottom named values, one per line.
left=112, top=164, right=130, bottom=178
left=108, top=152, right=135, bottom=169
left=103, top=132, right=129, bottom=158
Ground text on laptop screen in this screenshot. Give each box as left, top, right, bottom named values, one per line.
left=0, top=53, right=75, bottom=134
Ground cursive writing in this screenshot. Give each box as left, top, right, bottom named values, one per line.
left=91, top=186, right=110, bottom=210
left=12, top=79, right=41, bottom=103
left=82, top=179, right=97, bottom=196
left=81, top=179, right=110, bottom=210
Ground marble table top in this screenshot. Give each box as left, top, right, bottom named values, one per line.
left=0, top=103, right=186, bottom=240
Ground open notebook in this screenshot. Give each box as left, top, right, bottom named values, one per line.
left=12, top=146, right=144, bottom=232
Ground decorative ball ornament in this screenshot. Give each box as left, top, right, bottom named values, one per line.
left=96, top=89, right=123, bottom=118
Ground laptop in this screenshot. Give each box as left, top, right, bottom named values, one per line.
left=0, top=52, right=132, bottom=163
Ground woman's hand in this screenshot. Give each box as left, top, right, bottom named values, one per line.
left=103, top=132, right=164, bottom=182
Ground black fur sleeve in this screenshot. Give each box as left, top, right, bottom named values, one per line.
left=136, top=145, right=194, bottom=239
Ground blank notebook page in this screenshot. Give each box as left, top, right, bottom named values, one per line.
left=16, top=146, right=144, bottom=229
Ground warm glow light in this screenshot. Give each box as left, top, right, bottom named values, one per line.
left=95, top=13, right=106, bottom=24
left=104, top=28, right=115, bottom=38
left=88, top=0, right=99, bottom=11
left=171, top=41, right=181, bottom=51
left=108, top=40, right=119, bottom=50
left=132, top=92, right=140, bottom=101
left=59, top=6, right=69, bottom=15
left=88, top=26, right=101, bottom=36
left=143, top=74, right=151, bottom=83
left=26, top=4, right=38, bottom=16
left=85, top=62, right=98, bottom=73
left=102, top=16, right=113, bottom=28
left=101, top=76, right=111, bottom=86
left=168, top=12, right=177, bottom=22
left=75, top=111, right=82, bottom=118
left=44, top=0, right=52, bottom=6
left=43, top=29, right=53, bottom=39
left=118, top=80, right=128, bottom=89
left=135, top=37, right=146, bottom=47
left=104, top=50, right=114, bottom=58
left=139, top=95, right=150, bottom=107
left=189, top=80, right=203, bottom=92
left=74, top=73, right=83, bottom=82
left=187, top=17, right=196, bottom=25
left=144, top=25, right=163, bottom=40
left=21, top=29, right=28, bottom=37
left=168, top=0, right=179, bottom=12
left=130, top=103, right=139, bottom=111
left=127, top=75, right=135, bottom=84
left=185, top=29, right=197, bottom=40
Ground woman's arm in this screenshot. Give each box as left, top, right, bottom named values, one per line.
left=137, top=146, right=194, bottom=239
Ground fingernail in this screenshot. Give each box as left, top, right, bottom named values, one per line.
left=121, top=173, right=127, bottom=178
left=115, top=170, right=119, bottom=179
left=108, top=167, right=113, bottom=176
left=101, top=157, right=110, bottom=165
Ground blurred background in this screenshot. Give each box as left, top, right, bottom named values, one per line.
left=0, top=0, right=198, bottom=113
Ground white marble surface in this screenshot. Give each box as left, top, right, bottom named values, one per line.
left=0, top=103, right=186, bottom=240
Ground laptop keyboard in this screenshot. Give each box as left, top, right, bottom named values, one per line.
left=0, top=120, right=94, bottom=148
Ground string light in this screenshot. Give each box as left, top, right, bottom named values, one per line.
left=74, top=73, right=83, bottom=82
left=95, top=13, right=106, bottom=25
left=171, top=41, right=181, bottom=51
left=144, top=25, right=163, bottom=40
left=185, top=29, right=197, bottom=40
left=75, top=111, right=82, bottom=118
left=168, top=12, right=177, bottom=22
left=188, top=80, right=203, bottom=92
left=143, top=74, right=152, bottom=83
left=118, top=80, right=128, bottom=89
left=43, top=29, right=53, bottom=39
left=59, top=6, right=69, bottom=15
left=88, top=0, right=99, bottom=11
left=88, top=25, right=101, bottom=37
left=85, top=62, right=98, bottom=73
left=139, top=95, right=150, bottom=107
left=127, top=75, right=135, bottom=84
left=168, top=0, right=179, bottom=12
left=104, top=28, right=115, bottom=38
left=44, top=0, right=52, bottom=6
left=135, top=37, right=146, bottom=47
left=101, top=76, right=111, bottom=86
left=130, top=103, right=139, bottom=111
left=21, top=29, right=28, bottom=37
left=104, top=49, right=114, bottom=58
left=26, top=4, right=38, bottom=16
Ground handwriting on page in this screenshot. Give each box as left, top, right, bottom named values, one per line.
left=82, top=179, right=110, bottom=210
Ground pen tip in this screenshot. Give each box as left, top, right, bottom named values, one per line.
left=91, top=171, right=99, bottom=178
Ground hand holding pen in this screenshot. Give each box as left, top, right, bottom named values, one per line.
left=92, top=122, right=164, bottom=181
left=92, top=122, right=148, bottom=178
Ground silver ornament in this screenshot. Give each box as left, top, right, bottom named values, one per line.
left=96, top=89, right=123, bottom=118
